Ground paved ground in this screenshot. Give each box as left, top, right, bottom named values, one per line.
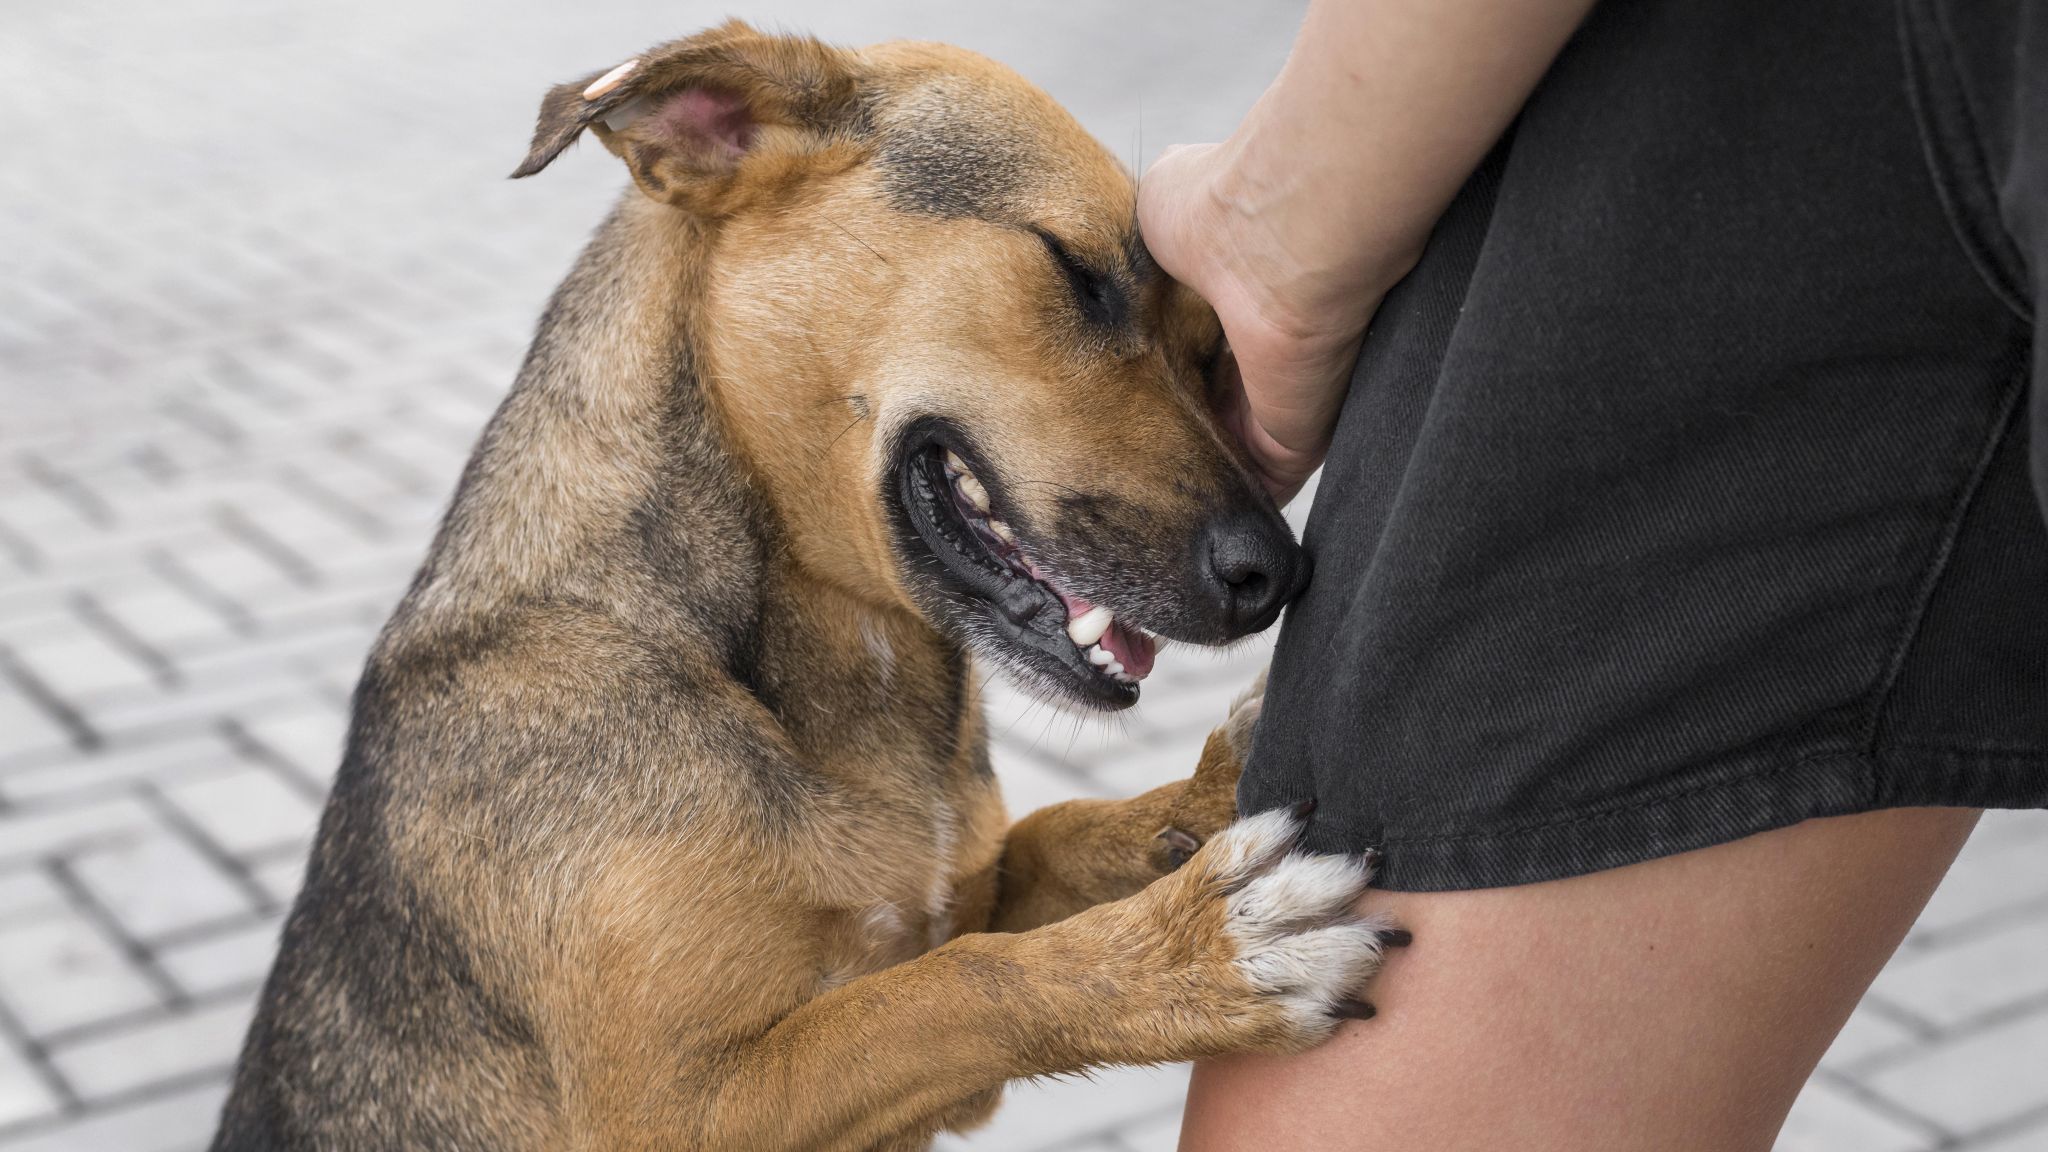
left=1, top=1, right=2044, bottom=1149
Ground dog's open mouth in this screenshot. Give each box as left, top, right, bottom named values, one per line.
left=897, top=434, right=1158, bottom=707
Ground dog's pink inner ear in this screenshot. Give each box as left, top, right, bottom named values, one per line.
left=642, top=88, right=756, bottom=166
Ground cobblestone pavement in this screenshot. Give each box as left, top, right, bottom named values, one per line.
left=2, top=2, right=2044, bottom=1149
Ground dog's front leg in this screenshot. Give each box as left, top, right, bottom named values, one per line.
left=696, top=804, right=1397, bottom=1151
left=987, top=678, right=1264, bottom=933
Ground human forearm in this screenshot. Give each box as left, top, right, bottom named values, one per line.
left=1214, top=0, right=1599, bottom=312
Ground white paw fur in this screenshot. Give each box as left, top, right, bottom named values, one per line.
left=1203, top=809, right=1393, bottom=1034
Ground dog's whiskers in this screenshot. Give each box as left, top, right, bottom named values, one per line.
left=822, top=212, right=891, bottom=266
left=827, top=411, right=869, bottom=451
left=1003, top=477, right=1091, bottom=502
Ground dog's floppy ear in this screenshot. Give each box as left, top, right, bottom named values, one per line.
left=512, top=20, right=865, bottom=211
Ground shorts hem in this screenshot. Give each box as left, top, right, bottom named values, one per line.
left=1293, top=745, right=2048, bottom=892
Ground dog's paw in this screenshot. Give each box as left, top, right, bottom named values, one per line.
left=1120, top=804, right=1407, bottom=1057
left=1153, top=668, right=1269, bottom=870
left=1217, top=812, right=1397, bottom=1036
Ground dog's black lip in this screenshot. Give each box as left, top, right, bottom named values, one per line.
left=895, top=431, right=1138, bottom=708
left=903, top=447, right=1046, bottom=618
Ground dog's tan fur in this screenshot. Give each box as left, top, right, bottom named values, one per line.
left=215, top=24, right=1394, bottom=1152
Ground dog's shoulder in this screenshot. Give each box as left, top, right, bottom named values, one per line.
left=348, top=597, right=817, bottom=834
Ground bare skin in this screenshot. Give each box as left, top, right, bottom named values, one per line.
left=1180, top=807, right=1979, bottom=1150
left=1138, top=0, right=1598, bottom=500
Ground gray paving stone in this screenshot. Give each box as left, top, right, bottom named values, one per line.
left=940, top=1064, right=1191, bottom=1152
left=1960, top=1113, right=2048, bottom=1151
left=4, top=631, right=157, bottom=701
left=62, top=679, right=297, bottom=747
left=248, top=854, right=308, bottom=909
left=88, top=581, right=240, bottom=655
left=990, top=744, right=1108, bottom=816
left=47, top=995, right=255, bottom=1103
left=0, top=733, right=240, bottom=805
left=156, top=916, right=286, bottom=999
left=0, top=873, right=66, bottom=926
left=1109, top=1109, right=1182, bottom=1152
left=1774, top=1077, right=1938, bottom=1152
left=0, top=586, right=75, bottom=631
left=232, top=582, right=394, bottom=640
left=0, top=1040, right=61, bottom=1131
left=984, top=669, right=1236, bottom=794
left=1869, top=916, right=2048, bottom=1029
left=1818, top=1003, right=1926, bottom=1071
left=0, top=798, right=156, bottom=868
left=1905, top=813, right=2048, bottom=940
left=1086, top=727, right=1218, bottom=799
left=168, top=624, right=378, bottom=708
left=1862, top=1006, right=2048, bottom=1136
left=0, top=914, right=162, bottom=1038
left=0, top=493, right=94, bottom=539
left=157, top=538, right=299, bottom=604
left=0, top=692, right=70, bottom=763
left=158, top=769, right=318, bottom=859
left=0, top=1079, right=227, bottom=1152
left=230, top=704, right=348, bottom=786
left=67, top=832, right=254, bottom=942
left=1959, top=807, right=2048, bottom=855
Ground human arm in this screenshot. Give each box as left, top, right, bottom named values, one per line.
left=1138, top=0, right=1598, bottom=499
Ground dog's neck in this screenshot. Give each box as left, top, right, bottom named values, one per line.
left=393, top=195, right=969, bottom=756
left=397, top=198, right=737, bottom=624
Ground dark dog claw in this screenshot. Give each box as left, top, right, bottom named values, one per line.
left=1281, top=799, right=1318, bottom=850
left=1381, top=928, right=1414, bottom=948
left=1156, top=826, right=1201, bottom=869
left=1332, top=999, right=1377, bottom=1020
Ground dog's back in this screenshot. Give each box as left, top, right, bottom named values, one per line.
left=215, top=701, right=559, bottom=1148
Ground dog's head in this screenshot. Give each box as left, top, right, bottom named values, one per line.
left=517, top=22, right=1306, bottom=710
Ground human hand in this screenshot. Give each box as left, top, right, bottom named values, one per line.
left=1139, top=142, right=1409, bottom=504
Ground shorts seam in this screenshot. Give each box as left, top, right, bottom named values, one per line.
left=1858, top=373, right=2029, bottom=760
left=1374, top=740, right=2048, bottom=850
left=1377, top=749, right=1865, bottom=846
left=1896, top=0, right=2032, bottom=321
left=1884, top=739, right=2048, bottom=760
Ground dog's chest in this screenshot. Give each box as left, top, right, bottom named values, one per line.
left=760, top=609, right=999, bottom=986
left=817, top=808, right=963, bottom=989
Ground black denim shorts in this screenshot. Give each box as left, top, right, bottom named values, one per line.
left=1239, top=0, right=2048, bottom=891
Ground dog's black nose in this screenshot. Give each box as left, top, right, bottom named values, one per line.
left=1200, top=510, right=1309, bottom=636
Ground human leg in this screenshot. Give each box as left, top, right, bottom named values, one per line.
left=1180, top=807, right=1978, bottom=1151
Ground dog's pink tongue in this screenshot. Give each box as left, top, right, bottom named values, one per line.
left=1102, top=620, right=1157, bottom=680
left=1049, top=586, right=1156, bottom=682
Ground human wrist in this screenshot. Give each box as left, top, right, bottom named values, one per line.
left=1202, top=116, right=1422, bottom=344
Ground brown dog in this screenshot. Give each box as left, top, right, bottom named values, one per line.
left=212, top=22, right=1402, bottom=1151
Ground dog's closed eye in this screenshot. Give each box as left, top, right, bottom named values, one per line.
left=1034, top=229, right=1128, bottom=329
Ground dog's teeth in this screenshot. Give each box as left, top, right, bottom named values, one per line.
left=1105, top=660, right=1126, bottom=677
left=957, top=472, right=991, bottom=512
left=944, top=450, right=967, bottom=477
left=1068, top=605, right=1114, bottom=647
left=1087, top=644, right=1116, bottom=667
left=988, top=518, right=1016, bottom=544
